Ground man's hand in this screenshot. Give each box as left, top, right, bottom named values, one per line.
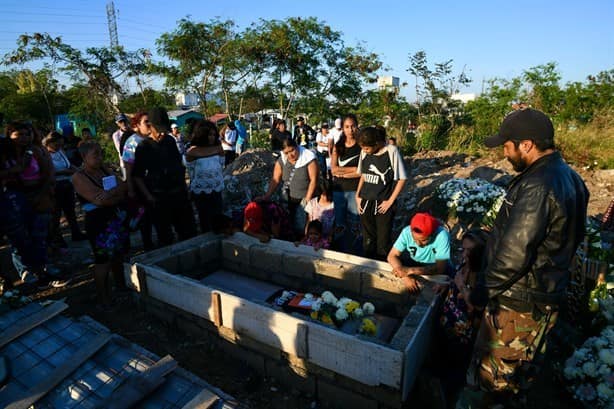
left=402, top=276, right=421, bottom=292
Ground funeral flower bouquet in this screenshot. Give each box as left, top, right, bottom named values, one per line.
left=436, top=178, right=506, bottom=228
left=309, top=290, right=377, bottom=335
left=563, top=326, right=614, bottom=408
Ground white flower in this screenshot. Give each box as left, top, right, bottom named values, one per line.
left=599, top=349, right=614, bottom=366
left=457, top=206, right=464, bottom=212
left=304, top=293, right=313, bottom=300
left=312, top=299, right=322, bottom=312
left=582, top=361, right=598, bottom=377
left=353, top=307, right=364, bottom=318
left=321, top=291, right=337, bottom=305
left=335, top=308, right=348, bottom=321
left=597, top=383, right=613, bottom=400
left=336, top=297, right=352, bottom=309
left=362, top=302, right=375, bottom=315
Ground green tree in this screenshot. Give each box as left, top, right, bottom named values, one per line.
left=249, top=17, right=381, bottom=119
left=3, top=33, right=147, bottom=117
left=154, top=18, right=237, bottom=114
left=119, top=88, right=175, bottom=114
left=522, top=62, right=562, bottom=114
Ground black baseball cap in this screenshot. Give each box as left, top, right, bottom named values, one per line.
left=484, top=108, right=554, bottom=148
left=147, top=107, right=171, bottom=132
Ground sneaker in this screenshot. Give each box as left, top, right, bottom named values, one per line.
left=50, top=278, right=71, bottom=288
left=20, top=271, right=39, bottom=284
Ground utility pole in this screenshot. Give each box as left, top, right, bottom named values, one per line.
left=106, top=2, right=119, bottom=48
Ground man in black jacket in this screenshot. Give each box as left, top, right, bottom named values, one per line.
left=464, top=108, right=589, bottom=405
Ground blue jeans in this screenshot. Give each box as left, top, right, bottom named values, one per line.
left=333, top=190, right=362, bottom=255
left=0, top=189, right=50, bottom=279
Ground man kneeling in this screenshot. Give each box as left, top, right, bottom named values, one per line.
left=387, top=212, right=451, bottom=292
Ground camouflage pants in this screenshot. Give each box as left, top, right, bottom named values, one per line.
left=465, top=306, right=558, bottom=394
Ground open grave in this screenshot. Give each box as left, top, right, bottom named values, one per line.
left=125, top=233, right=439, bottom=409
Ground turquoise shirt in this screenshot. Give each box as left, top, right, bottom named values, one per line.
left=393, top=225, right=450, bottom=264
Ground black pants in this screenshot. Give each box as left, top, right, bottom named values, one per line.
left=224, top=150, right=236, bottom=167
left=149, top=190, right=197, bottom=246
left=193, top=191, right=223, bottom=234
left=359, top=199, right=394, bottom=261
left=50, top=180, right=82, bottom=246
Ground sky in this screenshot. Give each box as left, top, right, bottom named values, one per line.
left=1, top=0, right=612, bottom=101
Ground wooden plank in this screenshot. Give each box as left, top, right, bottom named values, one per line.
left=307, top=322, right=403, bottom=389
left=0, top=301, right=68, bottom=349
left=181, top=388, right=219, bottom=409
left=97, top=355, right=178, bottom=409
left=3, top=332, right=111, bottom=409
left=212, top=292, right=222, bottom=327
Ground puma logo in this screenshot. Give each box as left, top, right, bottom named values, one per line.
left=338, top=155, right=359, bottom=167
left=367, top=164, right=391, bottom=184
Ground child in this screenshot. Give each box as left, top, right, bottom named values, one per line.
left=304, top=180, right=335, bottom=241
left=355, top=126, right=407, bottom=260
left=297, top=220, right=330, bottom=251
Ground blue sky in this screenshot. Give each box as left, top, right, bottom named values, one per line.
left=1, top=0, right=612, bottom=100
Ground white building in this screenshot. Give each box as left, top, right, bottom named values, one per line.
left=377, top=76, right=400, bottom=92
left=450, top=93, right=477, bottom=104
left=175, top=92, right=200, bottom=107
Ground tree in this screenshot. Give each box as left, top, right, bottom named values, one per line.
left=406, top=50, right=471, bottom=150
left=522, top=62, right=561, bottom=114
left=119, top=88, right=175, bottom=114
left=247, top=17, right=381, bottom=119
left=154, top=18, right=237, bottom=114
left=3, top=33, right=147, bottom=117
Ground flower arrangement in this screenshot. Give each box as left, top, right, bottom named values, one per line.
left=309, top=291, right=377, bottom=335
left=95, top=209, right=129, bottom=258
left=563, top=326, right=614, bottom=408
left=436, top=178, right=506, bottom=228
left=585, top=218, right=614, bottom=265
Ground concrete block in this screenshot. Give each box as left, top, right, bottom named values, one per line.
left=154, top=256, right=179, bottom=274
left=265, top=358, right=316, bottom=395
left=318, top=379, right=378, bottom=409
left=316, top=260, right=361, bottom=295
left=361, top=269, right=410, bottom=306
left=199, top=240, right=221, bottom=264
left=283, top=254, right=317, bottom=280
left=222, top=236, right=254, bottom=266
left=235, top=333, right=282, bottom=361
left=177, top=248, right=200, bottom=273
left=250, top=244, right=284, bottom=275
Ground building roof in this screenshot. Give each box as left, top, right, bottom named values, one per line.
left=167, top=109, right=204, bottom=119
left=207, top=113, right=229, bottom=124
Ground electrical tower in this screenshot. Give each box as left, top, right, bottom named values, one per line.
left=106, top=2, right=119, bottom=48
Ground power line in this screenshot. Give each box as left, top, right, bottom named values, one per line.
left=0, top=11, right=105, bottom=18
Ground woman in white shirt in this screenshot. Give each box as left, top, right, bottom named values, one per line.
left=43, top=132, right=86, bottom=250
left=185, top=120, right=225, bottom=233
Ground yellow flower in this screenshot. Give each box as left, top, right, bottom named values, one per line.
left=310, top=311, right=318, bottom=319
left=360, top=318, right=377, bottom=335
left=321, top=314, right=333, bottom=324
left=345, top=300, right=360, bottom=313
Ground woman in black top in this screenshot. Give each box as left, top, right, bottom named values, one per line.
left=270, top=119, right=292, bottom=152
left=330, top=114, right=362, bottom=255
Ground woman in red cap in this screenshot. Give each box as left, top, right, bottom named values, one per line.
left=387, top=212, right=451, bottom=291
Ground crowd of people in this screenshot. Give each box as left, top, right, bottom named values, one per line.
left=0, top=106, right=595, bottom=407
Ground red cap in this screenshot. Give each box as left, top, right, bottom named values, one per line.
left=244, top=202, right=263, bottom=233
left=410, top=213, right=439, bottom=237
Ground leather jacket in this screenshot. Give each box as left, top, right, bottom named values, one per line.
left=483, top=151, right=589, bottom=312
